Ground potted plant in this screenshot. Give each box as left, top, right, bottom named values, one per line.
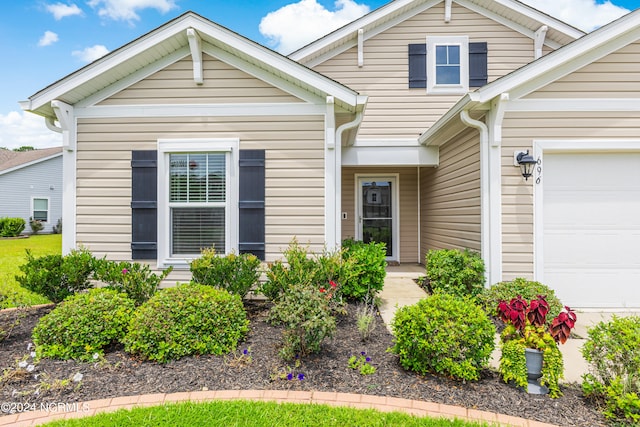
left=497, top=295, right=576, bottom=398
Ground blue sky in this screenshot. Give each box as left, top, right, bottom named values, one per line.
left=0, top=0, right=639, bottom=150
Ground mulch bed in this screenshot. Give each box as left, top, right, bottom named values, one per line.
left=0, top=301, right=607, bottom=426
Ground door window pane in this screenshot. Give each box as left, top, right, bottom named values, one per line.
left=361, top=181, right=392, bottom=256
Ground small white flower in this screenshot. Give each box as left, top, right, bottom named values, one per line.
left=93, top=353, right=99, bottom=360
left=18, top=361, right=27, bottom=368
left=27, top=343, right=33, bottom=350
left=72, top=372, right=83, bottom=382
left=34, top=374, right=39, bottom=380
left=26, top=365, right=35, bottom=372
left=30, top=351, right=36, bottom=358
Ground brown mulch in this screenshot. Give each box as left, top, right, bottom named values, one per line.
left=0, top=301, right=607, bottom=426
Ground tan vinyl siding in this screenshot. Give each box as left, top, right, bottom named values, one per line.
left=341, top=167, right=419, bottom=263
left=528, top=42, right=640, bottom=98
left=312, top=2, right=538, bottom=139
left=500, top=111, right=640, bottom=279
left=420, top=127, right=481, bottom=260
left=75, top=115, right=325, bottom=262
left=99, top=54, right=303, bottom=105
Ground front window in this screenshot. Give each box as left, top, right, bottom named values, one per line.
left=427, top=36, right=468, bottom=94
left=169, top=153, right=226, bottom=255
left=158, top=138, right=239, bottom=267
left=32, top=198, right=49, bottom=222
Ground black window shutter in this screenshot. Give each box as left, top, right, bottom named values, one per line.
left=239, top=150, right=265, bottom=260
left=131, top=150, right=157, bottom=259
left=469, top=42, right=488, bottom=87
left=408, top=43, right=427, bottom=88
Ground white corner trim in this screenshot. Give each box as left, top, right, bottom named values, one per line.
left=61, top=147, right=77, bottom=255
left=532, top=139, right=640, bottom=283
left=186, top=28, right=203, bottom=84
left=357, top=29, right=364, bottom=67
left=444, top=0, right=452, bottom=22
left=534, top=25, right=548, bottom=60
left=325, top=98, right=337, bottom=249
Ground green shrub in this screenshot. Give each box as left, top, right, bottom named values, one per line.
left=29, top=217, right=44, bottom=234
left=268, top=282, right=337, bottom=360
left=582, top=315, right=640, bottom=424
left=52, top=218, right=62, bottom=234
left=32, top=288, right=135, bottom=361
left=93, top=258, right=172, bottom=306
left=0, top=217, right=26, bottom=237
left=478, top=277, right=563, bottom=323
left=261, top=240, right=351, bottom=302
left=390, top=294, right=496, bottom=381
left=124, top=283, right=249, bottom=363
left=340, top=239, right=387, bottom=301
left=425, top=249, right=485, bottom=299
left=190, top=248, right=261, bottom=299
left=15, top=248, right=95, bottom=303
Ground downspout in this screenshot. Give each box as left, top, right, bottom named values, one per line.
left=335, top=111, right=364, bottom=247
left=459, top=110, right=491, bottom=284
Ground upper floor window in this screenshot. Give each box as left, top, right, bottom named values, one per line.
left=426, top=36, right=469, bottom=94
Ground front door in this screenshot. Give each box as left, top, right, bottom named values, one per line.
left=357, top=176, right=398, bottom=261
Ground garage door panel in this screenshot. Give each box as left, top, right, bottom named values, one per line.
left=543, top=152, right=640, bottom=308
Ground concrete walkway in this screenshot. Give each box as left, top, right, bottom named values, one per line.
left=377, top=265, right=640, bottom=384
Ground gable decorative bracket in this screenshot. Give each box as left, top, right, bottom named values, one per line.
left=444, top=0, right=452, bottom=23
left=534, top=25, right=548, bottom=60
left=51, top=100, right=75, bottom=151
left=187, top=28, right=204, bottom=85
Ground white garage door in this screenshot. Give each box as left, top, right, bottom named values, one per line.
left=543, top=152, right=640, bottom=308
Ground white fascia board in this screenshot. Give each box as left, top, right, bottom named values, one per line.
left=290, top=0, right=438, bottom=62
left=27, top=16, right=201, bottom=112
left=475, top=12, right=640, bottom=103
left=485, top=0, right=584, bottom=40
left=418, top=93, right=474, bottom=145
left=75, top=103, right=327, bottom=119
left=457, top=0, right=563, bottom=49
left=342, top=144, right=439, bottom=166
left=188, top=21, right=362, bottom=109
left=76, top=48, right=190, bottom=108
left=0, top=153, right=62, bottom=176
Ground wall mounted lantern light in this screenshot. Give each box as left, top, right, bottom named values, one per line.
left=514, top=150, right=537, bottom=181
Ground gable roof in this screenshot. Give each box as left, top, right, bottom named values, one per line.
left=290, top=0, right=584, bottom=65
left=21, top=12, right=366, bottom=119
left=0, top=147, right=62, bottom=175
left=419, top=7, right=640, bottom=145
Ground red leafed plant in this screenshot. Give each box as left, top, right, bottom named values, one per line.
left=497, top=295, right=577, bottom=346
left=549, top=306, right=577, bottom=344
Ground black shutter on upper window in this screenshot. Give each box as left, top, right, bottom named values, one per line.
left=469, top=42, right=488, bottom=87
left=239, top=149, right=265, bottom=260
left=131, top=150, right=157, bottom=259
left=408, top=43, right=427, bottom=88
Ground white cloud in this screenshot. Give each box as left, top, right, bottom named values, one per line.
left=259, top=0, right=371, bottom=54
left=46, top=2, right=83, bottom=20
left=0, top=111, right=62, bottom=150
left=520, top=0, right=629, bottom=32
left=87, top=0, right=177, bottom=23
left=72, top=45, right=110, bottom=63
left=38, top=31, right=59, bottom=47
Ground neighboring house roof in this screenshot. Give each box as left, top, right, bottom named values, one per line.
left=419, top=7, right=640, bottom=145
left=0, top=147, right=63, bottom=175
left=21, top=11, right=367, bottom=120
left=290, top=0, right=585, bottom=65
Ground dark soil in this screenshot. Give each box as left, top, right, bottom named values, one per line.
left=0, top=302, right=607, bottom=426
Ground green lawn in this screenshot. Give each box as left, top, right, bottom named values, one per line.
left=44, top=400, right=494, bottom=427
left=0, top=234, right=61, bottom=308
